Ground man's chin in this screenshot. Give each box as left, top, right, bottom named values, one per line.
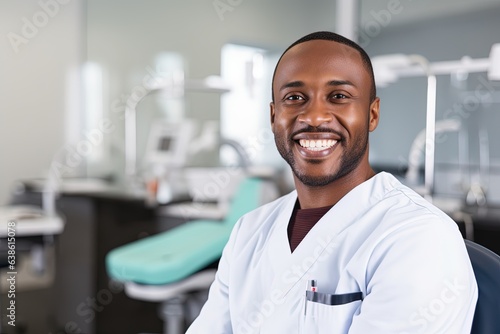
left=293, top=172, right=339, bottom=188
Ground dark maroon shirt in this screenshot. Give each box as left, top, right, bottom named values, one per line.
left=287, top=201, right=333, bottom=252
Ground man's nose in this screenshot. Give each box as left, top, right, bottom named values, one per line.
left=298, top=99, right=333, bottom=127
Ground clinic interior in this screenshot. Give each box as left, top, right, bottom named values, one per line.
left=2, top=0, right=500, bottom=333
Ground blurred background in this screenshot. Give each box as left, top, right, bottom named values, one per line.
left=1, top=0, right=500, bottom=333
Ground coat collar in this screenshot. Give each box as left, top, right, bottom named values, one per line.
left=267, top=172, right=396, bottom=299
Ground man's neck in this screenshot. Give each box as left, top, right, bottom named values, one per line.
left=294, top=167, right=376, bottom=209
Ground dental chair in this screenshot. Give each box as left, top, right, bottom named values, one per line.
left=106, top=176, right=278, bottom=334
left=464, top=240, right=500, bottom=334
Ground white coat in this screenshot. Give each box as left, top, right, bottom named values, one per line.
left=186, top=172, right=478, bottom=334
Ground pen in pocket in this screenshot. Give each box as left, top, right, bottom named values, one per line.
left=304, top=279, right=317, bottom=315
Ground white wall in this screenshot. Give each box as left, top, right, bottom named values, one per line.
left=0, top=0, right=84, bottom=204
left=3, top=0, right=499, bottom=204
left=0, top=0, right=340, bottom=204
left=85, top=0, right=337, bottom=181
left=0, top=0, right=340, bottom=203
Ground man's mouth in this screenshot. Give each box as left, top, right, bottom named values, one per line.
left=298, top=139, right=337, bottom=151
left=292, top=132, right=342, bottom=155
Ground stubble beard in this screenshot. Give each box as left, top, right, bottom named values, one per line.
left=275, top=131, right=369, bottom=187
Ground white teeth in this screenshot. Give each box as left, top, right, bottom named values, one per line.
left=299, top=139, right=337, bottom=151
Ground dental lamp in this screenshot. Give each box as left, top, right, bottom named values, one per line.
left=124, top=75, right=231, bottom=184
left=373, top=54, right=437, bottom=200
left=372, top=43, right=500, bottom=201
left=488, top=43, right=500, bottom=80
left=374, top=44, right=500, bottom=80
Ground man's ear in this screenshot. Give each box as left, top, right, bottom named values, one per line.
left=368, top=97, right=380, bottom=132
left=270, top=102, right=275, bottom=132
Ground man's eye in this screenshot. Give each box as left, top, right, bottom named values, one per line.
left=332, top=93, right=348, bottom=99
left=285, top=95, right=304, bottom=101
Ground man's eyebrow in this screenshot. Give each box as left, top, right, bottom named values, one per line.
left=327, top=80, right=356, bottom=87
left=279, top=80, right=356, bottom=92
left=279, top=81, right=304, bottom=91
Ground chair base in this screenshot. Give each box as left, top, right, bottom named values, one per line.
left=124, top=269, right=216, bottom=301
left=124, top=269, right=216, bottom=334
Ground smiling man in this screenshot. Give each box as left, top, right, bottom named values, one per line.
left=187, top=31, right=477, bottom=334
left=271, top=33, right=379, bottom=210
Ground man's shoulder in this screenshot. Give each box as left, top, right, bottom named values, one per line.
left=367, top=172, right=458, bottom=230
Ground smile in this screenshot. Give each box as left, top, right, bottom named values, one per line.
left=292, top=131, right=342, bottom=156
left=298, top=139, right=337, bottom=151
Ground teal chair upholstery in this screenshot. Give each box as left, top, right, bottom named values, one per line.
left=106, top=176, right=271, bottom=285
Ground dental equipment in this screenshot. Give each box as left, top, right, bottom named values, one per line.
left=124, top=75, right=231, bottom=182
left=372, top=43, right=500, bottom=201
left=0, top=173, right=65, bottom=294
left=142, top=119, right=195, bottom=205
left=106, top=177, right=279, bottom=334
left=374, top=44, right=500, bottom=80
left=406, top=119, right=462, bottom=187
left=373, top=54, right=437, bottom=200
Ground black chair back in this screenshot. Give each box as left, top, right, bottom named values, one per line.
left=465, top=240, right=500, bottom=334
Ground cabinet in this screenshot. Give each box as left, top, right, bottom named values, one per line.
left=9, top=186, right=185, bottom=333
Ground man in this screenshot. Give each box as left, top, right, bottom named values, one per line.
left=186, top=31, right=477, bottom=333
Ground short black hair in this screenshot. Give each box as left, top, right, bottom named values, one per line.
left=271, top=31, right=376, bottom=102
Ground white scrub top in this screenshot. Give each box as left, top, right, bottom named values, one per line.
left=186, top=172, right=478, bottom=334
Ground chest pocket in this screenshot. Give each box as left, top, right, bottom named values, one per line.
left=301, top=291, right=362, bottom=334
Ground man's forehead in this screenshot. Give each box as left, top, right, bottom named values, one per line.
left=270, top=36, right=375, bottom=101
left=274, top=40, right=365, bottom=81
